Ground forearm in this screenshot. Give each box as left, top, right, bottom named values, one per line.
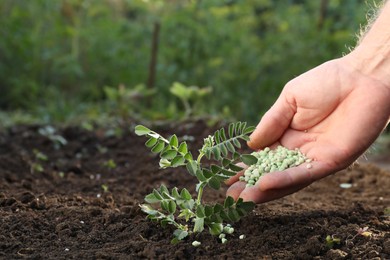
left=347, top=0, right=390, bottom=88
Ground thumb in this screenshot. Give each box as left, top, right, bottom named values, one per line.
left=248, top=94, right=295, bottom=149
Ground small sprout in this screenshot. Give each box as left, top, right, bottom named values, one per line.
left=219, top=233, right=226, bottom=239
left=101, top=184, right=109, bottom=192
left=38, top=126, right=67, bottom=149
left=384, top=207, right=390, bottom=217
left=357, top=227, right=372, bottom=237
left=31, top=163, right=44, bottom=173
left=239, top=234, right=245, bottom=239
left=326, top=235, right=341, bottom=248
left=221, top=238, right=228, bottom=244
left=192, top=241, right=201, bottom=247
left=33, top=149, right=48, bottom=161
left=306, top=163, right=312, bottom=169
left=58, top=172, right=65, bottom=178
left=103, top=159, right=117, bottom=169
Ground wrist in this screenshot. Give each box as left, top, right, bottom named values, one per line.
left=344, top=1, right=390, bottom=90
left=344, top=46, right=390, bottom=90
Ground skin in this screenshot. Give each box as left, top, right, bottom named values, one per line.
left=226, top=1, right=390, bottom=204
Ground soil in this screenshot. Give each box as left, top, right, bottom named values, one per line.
left=0, top=120, right=389, bottom=259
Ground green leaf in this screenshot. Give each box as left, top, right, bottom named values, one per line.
left=210, top=164, right=220, bottom=174
left=224, top=196, right=235, bottom=208
left=195, top=170, right=207, bottom=182
left=161, top=150, right=177, bottom=160
left=228, top=209, right=240, bottom=222
left=171, top=155, right=185, bottom=167
left=215, top=129, right=221, bottom=144
left=161, top=200, right=169, bottom=212
left=225, top=141, right=235, bottom=153
left=241, top=154, right=258, bottom=165
left=171, top=238, right=180, bottom=244
left=220, top=210, right=230, bottom=221
left=205, top=148, right=212, bottom=159
left=212, top=147, right=221, bottom=161
left=205, top=205, right=213, bottom=217
left=222, top=158, right=230, bottom=168
left=184, top=152, right=193, bottom=161
left=220, top=128, right=227, bottom=141
left=221, top=169, right=237, bottom=176
left=241, top=135, right=250, bottom=142
left=145, top=193, right=160, bottom=203
left=172, top=187, right=180, bottom=199
left=151, top=140, right=165, bottom=153
left=240, top=122, right=247, bottom=134
left=237, top=199, right=255, bottom=212
left=203, top=169, right=213, bottom=178
left=243, top=126, right=256, bottom=135
left=135, top=125, right=151, bottom=136
left=220, top=144, right=228, bottom=157
left=186, top=161, right=198, bottom=176
left=178, top=142, right=188, bottom=154
left=169, top=134, right=179, bottom=147
left=153, top=189, right=163, bottom=200
left=180, top=188, right=192, bottom=200
left=208, top=222, right=223, bottom=235
left=232, top=138, right=241, bottom=148
left=160, top=185, right=169, bottom=195
left=196, top=205, right=205, bottom=218
left=145, top=137, right=158, bottom=148
left=194, top=217, right=204, bottom=233
left=208, top=177, right=221, bottom=190
left=235, top=122, right=242, bottom=135
left=229, top=164, right=244, bottom=172
left=139, top=204, right=159, bottom=215
left=168, top=200, right=177, bottom=214
left=228, top=123, right=234, bottom=138
left=173, top=229, right=188, bottom=240
left=213, top=203, right=223, bottom=213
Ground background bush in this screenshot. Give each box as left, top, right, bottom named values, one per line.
left=0, top=0, right=368, bottom=124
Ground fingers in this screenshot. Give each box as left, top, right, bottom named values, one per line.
left=225, top=162, right=247, bottom=186
left=238, top=182, right=310, bottom=204
left=248, top=94, right=295, bottom=150
left=226, top=181, right=246, bottom=200
left=256, top=160, right=331, bottom=191
left=227, top=160, right=333, bottom=204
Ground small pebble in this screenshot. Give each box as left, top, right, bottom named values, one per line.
left=340, top=183, right=352, bottom=189
left=239, top=234, right=245, bottom=239
left=192, top=241, right=201, bottom=247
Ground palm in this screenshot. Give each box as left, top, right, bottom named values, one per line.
left=227, top=58, right=390, bottom=203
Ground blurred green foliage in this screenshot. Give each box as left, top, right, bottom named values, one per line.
left=0, top=0, right=368, bottom=125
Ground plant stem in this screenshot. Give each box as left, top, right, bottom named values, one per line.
left=196, top=183, right=204, bottom=205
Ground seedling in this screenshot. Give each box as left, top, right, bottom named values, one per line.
left=38, top=125, right=67, bottom=149
left=240, top=146, right=311, bottom=187
left=356, top=226, right=372, bottom=238
left=103, top=159, right=117, bottom=169
left=135, top=122, right=257, bottom=244
left=33, top=149, right=48, bottom=161
left=101, top=184, right=109, bottom=193
left=326, top=235, right=341, bottom=248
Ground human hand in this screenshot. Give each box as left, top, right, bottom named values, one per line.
left=226, top=55, right=390, bottom=203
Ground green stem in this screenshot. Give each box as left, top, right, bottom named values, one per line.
left=196, top=183, right=204, bottom=205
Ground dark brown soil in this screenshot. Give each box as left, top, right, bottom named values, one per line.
left=0, top=120, right=389, bottom=259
